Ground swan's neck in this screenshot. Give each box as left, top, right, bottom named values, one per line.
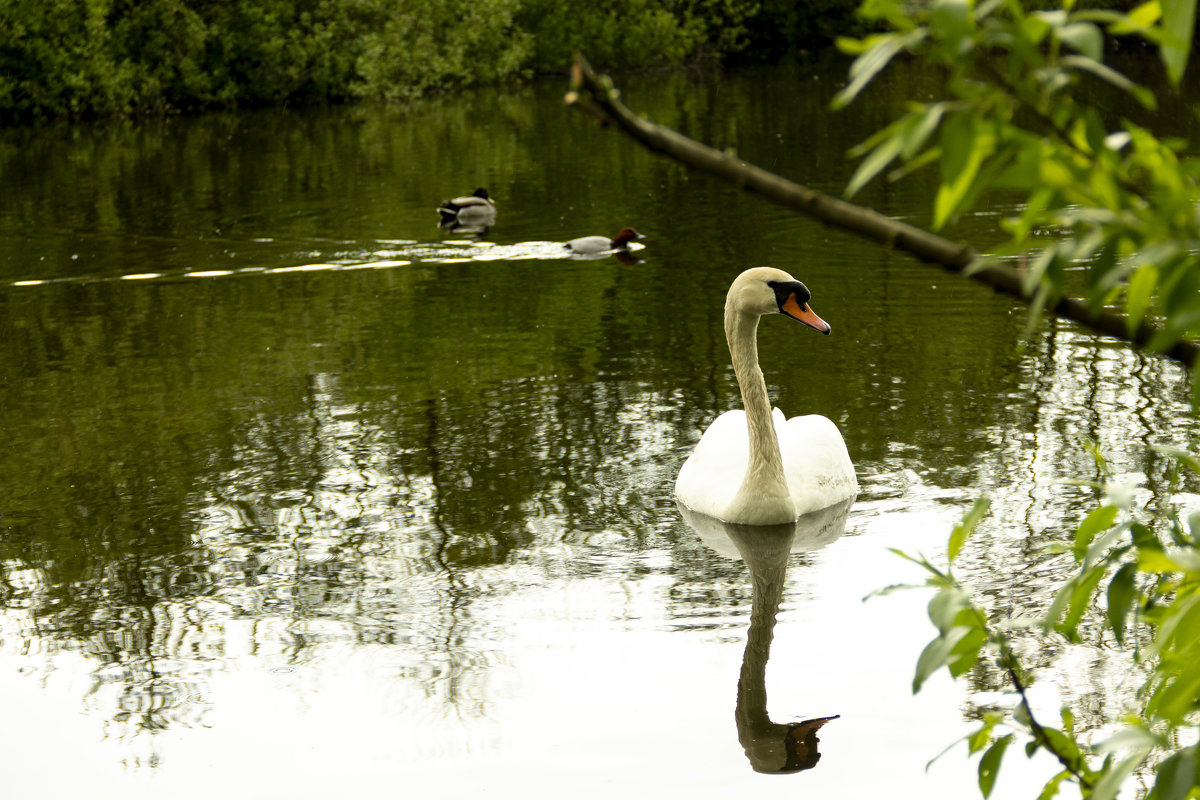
left=736, top=550, right=788, bottom=728
left=725, top=305, right=793, bottom=522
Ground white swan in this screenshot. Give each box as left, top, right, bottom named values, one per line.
left=674, top=267, right=857, bottom=525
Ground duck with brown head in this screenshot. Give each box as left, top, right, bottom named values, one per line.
left=564, top=226, right=644, bottom=254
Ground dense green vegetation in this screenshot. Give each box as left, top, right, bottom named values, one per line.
left=0, top=0, right=856, bottom=123
left=834, top=0, right=1200, bottom=797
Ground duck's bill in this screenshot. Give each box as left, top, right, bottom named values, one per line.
left=781, top=294, right=831, bottom=335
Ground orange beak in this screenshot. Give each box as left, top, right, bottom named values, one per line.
left=781, top=293, right=831, bottom=335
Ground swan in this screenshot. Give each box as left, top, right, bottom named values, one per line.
left=674, top=267, right=857, bottom=525
left=564, top=227, right=644, bottom=254
left=437, top=188, right=496, bottom=226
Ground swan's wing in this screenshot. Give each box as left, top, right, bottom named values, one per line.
left=674, top=410, right=749, bottom=518
left=778, top=413, right=858, bottom=516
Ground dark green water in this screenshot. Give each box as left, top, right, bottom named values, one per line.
left=0, top=59, right=1195, bottom=798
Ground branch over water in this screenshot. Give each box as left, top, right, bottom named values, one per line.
left=565, top=54, right=1198, bottom=368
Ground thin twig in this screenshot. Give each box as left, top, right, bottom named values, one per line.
left=997, top=635, right=1095, bottom=790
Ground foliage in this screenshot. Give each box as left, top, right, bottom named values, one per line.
left=517, top=0, right=700, bottom=73
left=834, top=0, right=1200, bottom=393
left=0, top=0, right=778, bottom=122
left=355, top=0, right=532, bottom=101
left=894, top=448, right=1200, bottom=800
left=837, top=1, right=1200, bottom=797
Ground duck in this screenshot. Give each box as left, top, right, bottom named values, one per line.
left=564, top=227, right=644, bottom=254
left=437, top=188, right=497, bottom=226
left=674, top=267, right=857, bottom=525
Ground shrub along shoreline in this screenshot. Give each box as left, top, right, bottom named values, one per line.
left=0, top=0, right=857, bottom=124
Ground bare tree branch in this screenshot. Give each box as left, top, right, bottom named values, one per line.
left=565, top=54, right=1198, bottom=368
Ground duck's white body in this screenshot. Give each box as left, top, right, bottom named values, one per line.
left=565, top=227, right=643, bottom=254
left=674, top=267, right=857, bottom=525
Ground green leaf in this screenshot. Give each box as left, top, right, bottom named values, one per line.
left=979, top=734, right=1014, bottom=798
left=1150, top=445, right=1200, bottom=477
left=1154, top=592, right=1200, bottom=657
left=931, top=0, right=972, bottom=53
left=1159, top=0, right=1197, bottom=85
left=1146, top=664, right=1200, bottom=725
left=1062, top=55, right=1157, bottom=108
left=1035, top=770, right=1070, bottom=800
left=1083, top=522, right=1132, bottom=571
left=1041, top=728, right=1083, bottom=766
left=1147, top=745, right=1196, bottom=800
left=1140, top=547, right=1184, bottom=573
left=1090, top=753, right=1150, bottom=800
left=1125, top=263, right=1159, bottom=337
left=1034, top=9, right=1069, bottom=28
left=968, top=713, right=1003, bottom=754
left=1094, top=725, right=1158, bottom=755
left=935, top=114, right=992, bottom=228
left=846, top=134, right=904, bottom=197
left=833, top=30, right=927, bottom=110
left=947, top=624, right=987, bottom=677
left=949, top=497, right=991, bottom=563
left=1061, top=565, right=1108, bottom=638
left=901, top=102, right=947, bottom=160
left=1106, top=562, right=1138, bottom=645
left=1075, top=505, right=1119, bottom=561
left=1046, top=565, right=1106, bottom=639
left=929, top=586, right=972, bottom=632
left=1107, top=1, right=1162, bottom=34
left=914, top=626, right=971, bottom=692
left=1056, top=22, right=1103, bottom=61
left=1193, top=362, right=1200, bottom=413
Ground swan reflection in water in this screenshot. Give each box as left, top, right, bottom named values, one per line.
left=679, top=498, right=853, bottom=774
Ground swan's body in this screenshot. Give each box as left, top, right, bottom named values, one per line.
left=437, top=188, right=496, bottom=226
left=564, top=227, right=643, bottom=254
left=674, top=267, right=857, bottom=525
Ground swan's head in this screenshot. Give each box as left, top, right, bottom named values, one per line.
left=728, top=267, right=831, bottom=335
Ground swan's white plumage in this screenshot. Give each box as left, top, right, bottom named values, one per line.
left=675, top=408, right=856, bottom=522
left=674, top=267, right=857, bottom=525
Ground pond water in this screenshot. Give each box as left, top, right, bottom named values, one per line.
left=1, top=57, right=1197, bottom=798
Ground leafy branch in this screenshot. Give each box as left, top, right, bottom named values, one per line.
left=565, top=52, right=1199, bottom=368
left=832, top=0, right=1200, bottom=383
left=890, top=461, right=1200, bottom=800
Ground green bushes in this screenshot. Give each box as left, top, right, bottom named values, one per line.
left=355, top=0, right=531, bottom=101
left=0, top=0, right=847, bottom=123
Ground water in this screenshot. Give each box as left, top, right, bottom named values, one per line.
left=0, top=58, right=1196, bottom=798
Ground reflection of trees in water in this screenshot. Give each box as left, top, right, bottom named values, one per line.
left=0, top=180, right=1196, bottom=767
left=0, top=343, right=722, bottom=757
left=933, top=329, right=1196, bottom=742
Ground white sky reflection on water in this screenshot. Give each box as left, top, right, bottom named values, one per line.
left=2, top=64, right=1197, bottom=800
left=1, top=317, right=1192, bottom=798
left=2, top=493, right=1066, bottom=799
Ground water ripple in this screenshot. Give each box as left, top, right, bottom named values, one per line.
left=1, top=238, right=645, bottom=290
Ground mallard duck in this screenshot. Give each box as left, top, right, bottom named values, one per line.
left=437, top=188, right=496, bottom=226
